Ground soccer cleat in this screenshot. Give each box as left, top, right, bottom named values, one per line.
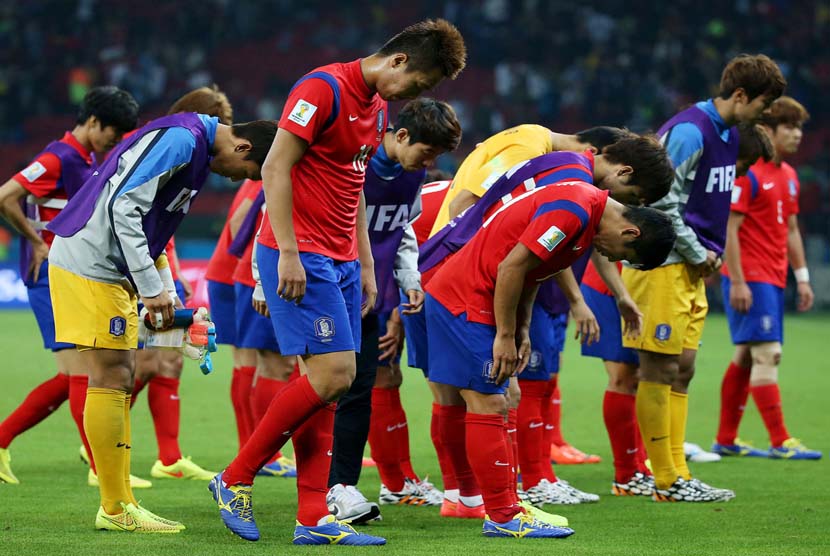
left=523, top=481, right=552, bottom=508
left=416, top=477, right=444, bottom=506
left=440, top=498, right=458, bottom=517
left=256, top=457, right=297, bottom=478
left=544, top=479, right=581, bottom=505
left=378, top=478, right=433, bottom=506
left=552, top=479, right=599, bottom=503
left=293, top=514, right=386, bottom=545
left=88, top=468, right=152, bottom=489
left=209, top=472, right=259, bottom=541
left=327, top=484, right=380, bottom=524
left=711, top=439, right=767, bottom=458
left=0, top=448, right=19, bottom=485
left=95, top=502, right=180, bottom=533
left=688, top=478, right=735, bottom=501
left=482, top=512, right=574, bottom=539
left=79, top=444, right=90, bottom=466
left=136, top=504, right=185, bottom=530
left=652, top=477, right=732, bottom=503
left=769, top=438, right=822, bottom=460
left=151, top=456, right=216, bottom=480
left=611, top=472, right=655, bottom=497
left=456, top=499, right=486, bottom=519
left=519, top=500, right=569, bottom=527
left=685, top=442, right=722, bottom=462
left=550, top=443, right=601, bottom=465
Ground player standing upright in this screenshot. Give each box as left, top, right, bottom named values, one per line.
left=622, top=54, right=786, bottom=502
left=713, top=97, right=821, bottom=460
left=210, top=20, right=466, bottom=545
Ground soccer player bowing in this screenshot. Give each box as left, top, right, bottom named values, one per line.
left=424, top=180, right=676, bottom=539
left=45, top=112, right=277, bottom=532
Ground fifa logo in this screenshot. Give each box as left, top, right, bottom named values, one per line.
left=353, top=144, right=373, bottom=173
left=705, top=165, right=736, bottom=193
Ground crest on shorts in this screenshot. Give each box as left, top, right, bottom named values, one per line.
left=761, top=315, right=773, bottom=332
left=482, top=359, right=495, bottom=383
left=109, top=316, right=127, bottom=337
left=314, top=316, right=335, bottom=340
left=529, top=350, right=543, bottom=369
left=654, top=324, right=672, bottom=341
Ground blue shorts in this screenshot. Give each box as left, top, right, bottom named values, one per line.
left=426, top=294, right=505, bottom=395
left=580, top=284, right=639, bottom=365
left=27, top=260, right=74, bottom=351
left=400, top=290, right=429, bottom=376
left=376, top=310, right=402, bottom=366
left=234, top=282, right=281, bottom=352
left=521, top=305, right=568, bottom=381
left=173, top=279, right=186, bottom=303
left=722, top=277, right=784, bottom=344
left=207, top=280, right=237, bottom=345
left=258, top=246, right=361, bottom=356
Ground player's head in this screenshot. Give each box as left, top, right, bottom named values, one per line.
left=373, top=19, right=466, bottom=101
left=719, top=54, right=786, bottom=123
left=76, top=86, right=139, bottom=152
left=574, top=126, right=636, bottom=152
left=594, top=203, right=676, bottom=270
left=167, top=85, right=233, bottom=124
left=594, top=135, right=674, bottom=206
left=760, top=96, right=809, bottom=157
left=387, top=98, right=462, bottom=171
left=736, top=123, right=774, bottom=176
left=210, top=120, right=278, bottom=181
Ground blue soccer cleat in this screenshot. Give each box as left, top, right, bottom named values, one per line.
left=257, top=457, right=297, bottom=478
left=769, top=438, right=822, bottom=460
left=209, top=472, right=260, bottom=541
left=711, top=439, right=768, bottom=457
left=482, top=512, right=574, bottom=539
left=293, top=515, right=386, bottom=545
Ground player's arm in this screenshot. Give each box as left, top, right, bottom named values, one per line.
left=724, top=211, right=752, bottom=313
left=553, top=268, right=599, bottom=346
left=590, top=250, right=642, bottom=338
left=394, top=195, right=423, bottom=314
left=448, top=189, right=480, bottom=219
left=228, top=197, right=255, bottom=240
left=357, top=190, right=377, bottom=316
left=0, top=178, right=50, bottom=281
left=787, top=214, right=813, bottom=312
left=514, top=282, right=538, bottom=376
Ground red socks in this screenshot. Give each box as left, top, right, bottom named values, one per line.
left=751, top=383, right=790, bottom=447
left=716, top=362, right=751, bottom=445
left=505, top=408, right=519, bottom=502
left=517, top=380, right=547, bottom=489
left=368, top=387, right=407, bottom=491
left=549, top=376, right=565, bottom=446
left=148, top=376, right=182, bottom=465
left=431, top=403, right=457, bottom=491
left=465, top=413, right=519, bottom=523
left=68, top=374, right=96, bottom=472
left=0, top=373, right=69, bottom=449
left=603, top=390, right=640, bottom=483
left=438, top=404, right=479, bottom=497
left=293, top=402, right=335, bottom=525
left=224, top=374, right=326, bottom=486
left=230, top=366, right=255, bottom=449
left=251, top=377, right=288, bottom=423
left=131, top=378, right=145, bottom=408
left=539, top=379, right=558, bottom=482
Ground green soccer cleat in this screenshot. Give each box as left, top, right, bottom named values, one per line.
left=95, top=502, right=180, bottom=533
left=151, top=456, right=216, bottom=480
left=518, top=500, right=569, bottom=527
left=0, top=448, right=19, bottom=484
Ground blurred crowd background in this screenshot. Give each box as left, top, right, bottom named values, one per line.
left=0, top=0, right=828, bottom=304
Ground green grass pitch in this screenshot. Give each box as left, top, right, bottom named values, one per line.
left=0, top=309, right=827, bottom=555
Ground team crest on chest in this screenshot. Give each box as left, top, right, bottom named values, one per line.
left=788, top=179, right=797, bottom=198
left=376, top=108, right=385, bottom=142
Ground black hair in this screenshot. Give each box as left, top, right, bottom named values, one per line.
left=76, top=86, right=139, bottom=133
left=395, top=98, right=462, bottom=151
left=575, top=126, right=635, bottom=151
left=230, top=120, right=278, bottom=167
left=377, top=19, right=467, bottom=79
left=622, top=206, right=676, bottom=270
left=602, top=135, right=674, bottom=205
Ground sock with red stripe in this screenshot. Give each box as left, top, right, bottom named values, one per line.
left=147, top=376, right=182, bottom=465
left=505, top=408, right=519, bottom=502
left=386, top=387, right=418, bottom=481
left=431, top=402, right=457, bottom=491
left=294, top=403, right=335, bottom=526
left=223, top=375, right=327, bottom=486
left=549, top=376, right=565, bottom=446
left=603, top=390, right=640, bottom=483
left=69, top=374, right=96, bottom=472
left=438, top=404, right=480, bottom=498
left=368, top=387, right=406, bottom=491
left=751, top=383, right=790, bottom=447
left=716, top=362, right=751, bottom=445
left=0, top=373, right=69, bottom=449
left=230, top=366, right=255, bottom=449
left=517, top=380, right=547, bottom=489
left=466, top=413, right=520, bottom=523
left=540, top=378, right=558, bottom=482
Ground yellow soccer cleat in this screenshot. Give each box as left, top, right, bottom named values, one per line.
left=95, top=503, right=180, bottom=533
left=136, top=504, right=186, bottom=531
left=151, top=456, right=216, bottom=481
left=518, top=500, right=569, bottom=528
left=79, top=444, right=90, bottom=466
left=0, top=448, right=20, bottom=484
left=88, top=468, right=153, bottom=489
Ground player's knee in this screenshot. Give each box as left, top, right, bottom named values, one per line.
left=749, top=342, right=781, bottom=385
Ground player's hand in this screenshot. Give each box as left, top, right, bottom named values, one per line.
left=173, top=294, right=185, bottom=310
left=617, top=294, right=643, bottom=339
left=515, top=328, right=532, bottom=375
left=277, top=251, right=306, bottom=304
left=401, top=289, right=424, bottom=315
left=729, top=281, right=753, bottom=313
left=142, top=290, right=175, bottom=329
left=693, top=250, right=720, bottom=279
left=570, top=299, right=600, bottom=346
left=253, top=298, right=270, bottom=317
left=796, top=282, right=814, bottom=312
left=180, top=276, right=194, bottom=302
left=491, top=333, right=519, bottom=385
left=361, top=265, right=378, bottom=317
left=28, top=240, right=49, bottom=282
left=379, top=310, right=403, bottom=361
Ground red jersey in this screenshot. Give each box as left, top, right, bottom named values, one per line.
left=233, top=206, right=265, bottom=287
left=165, top=237, right=180, bottom=280
left=412, top=180, right=451, bottom=246
left=581, top=259, right=622, bottom=296
left=205, top=179, right=262, bottom=284
left=427, top=183, right=608, bottom=326
left=258, top=60, right=388, bottom=261
left=721, top=159, right=799, bottom=288
left=13, top=132, right=92, bottom=247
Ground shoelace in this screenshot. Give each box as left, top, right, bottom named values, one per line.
left=230, top=488, right=254, bottom=522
